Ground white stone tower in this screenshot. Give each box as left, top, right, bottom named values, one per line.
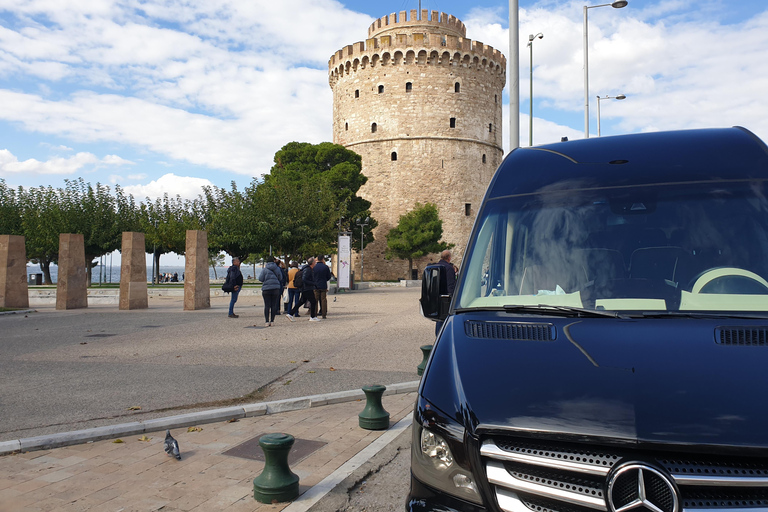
left=329, top=9, right=506, bottom=280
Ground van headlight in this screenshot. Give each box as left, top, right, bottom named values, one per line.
left=412, top=424, right=482, bottom=504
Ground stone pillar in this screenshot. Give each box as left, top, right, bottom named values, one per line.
left=119, top=232, right=148, bottom=310
left=184, top=230, right=210, bottom=310
left=0, top=235, right=29, bottom=309
left=56, top=233, right=88, bottom=310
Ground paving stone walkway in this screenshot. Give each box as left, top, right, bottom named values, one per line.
left=0, top=392, right=416, bottom=511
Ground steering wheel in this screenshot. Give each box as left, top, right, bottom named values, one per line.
left=689, top=267, right=768, bottom=295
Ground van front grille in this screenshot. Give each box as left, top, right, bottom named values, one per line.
left=481, top=437, right=768, bottom=512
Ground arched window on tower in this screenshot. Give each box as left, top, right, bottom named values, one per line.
left=378, top=85, right=384, bottom=94
left=371, top=123, right=377, bottom=133
left=405, top=82, right=412, bottom=93
left=355, top=89, right=359, bottom=98
left=489, top=123, right=493, bottom=133
left=345, top=122, right=348, bottom=131
left=482, top=154, right=487, bottom=164
left=450, top=117, right=456, bottom=128
left=391, top=151, right=398, bottom=161
left=455, top=82, right=460, bottom=93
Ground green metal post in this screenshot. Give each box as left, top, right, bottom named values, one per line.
left=253, top=433, right=300, bottom=504
left=417, top=344, right=433, bottom=376
left=359, top=385, right=390, bottom=430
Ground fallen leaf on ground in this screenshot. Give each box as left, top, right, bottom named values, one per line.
left=284, top=380, right=292, bottom=385
left=80, top=342, right=87, bottom=345
left=329, top=367, right=336, bottom=371
left=113, top=439, right=124, bottom=444
left=138, top=435, right=151, bottom=442
left=227, top=418, right=239, bottom=423
left=303, top=360, right=310, bottom=363
left=307, top=371, right=315, bottom=373
left=127, top=406, right=141, bottom=411
left=187, top=426, right=203, bottom=432
left=290, top=361, right=296, bottom=363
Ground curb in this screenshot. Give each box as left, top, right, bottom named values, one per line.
left=0, top=309, right=35, bottom=316
left=0, top=381, right=420, bottom=456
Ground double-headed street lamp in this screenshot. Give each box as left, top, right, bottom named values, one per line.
left=356, top=216, right=370, bottom=282
left=596, top=94, right=626, bottom=136
left=584, top=0, right=628, bottom=138
left=528, top=32, right=543, bottom=147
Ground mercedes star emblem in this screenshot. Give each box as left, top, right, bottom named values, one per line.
left=607, top=462, right=679, bottom=512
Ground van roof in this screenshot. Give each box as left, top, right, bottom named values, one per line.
left=488, top=127, right=768, bottom=199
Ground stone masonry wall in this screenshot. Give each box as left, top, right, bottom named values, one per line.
left=329, top=10, right=506, bottom=280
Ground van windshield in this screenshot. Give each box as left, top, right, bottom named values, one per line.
left=457, top=180, right=768, bottom=314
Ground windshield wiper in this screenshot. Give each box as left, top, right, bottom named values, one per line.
left=503, top=304, right=625, bottom=319
left=628, top=311, right=768, bottom=320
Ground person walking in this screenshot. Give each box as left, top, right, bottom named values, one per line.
left=226, top=257, right=243, bottom=318
left=258, top=256, right=284, bottom=327
left=276, top=259, right=288, bottom=315
left=286, top=257, right=320, bottom=322
left=286, top=261, right=302, bottom=318
left=313, top=255, right=332, bottom=319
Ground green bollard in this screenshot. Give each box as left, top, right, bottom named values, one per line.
left=253, top=433, right=300, bottom=504
left=417, top=344, right=433, bottom=376
left=359, top=385, right=390, bottom=430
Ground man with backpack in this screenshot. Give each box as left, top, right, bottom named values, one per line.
left=224, top=257, right=243, bottom=318
left=313, top=255, right=332, bottom=319
left=286, top=257, right=320, bottom=322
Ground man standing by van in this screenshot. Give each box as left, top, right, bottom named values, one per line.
left=435, top=250, right=456, bottom=335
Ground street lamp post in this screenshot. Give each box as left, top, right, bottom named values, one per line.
left=596, top=94, right=626, bottom=136
left=584, top=0, right=628, bottom=138
left=356, top=217, right=370, bottom=282
left=528, top=33, right=543, bottom=147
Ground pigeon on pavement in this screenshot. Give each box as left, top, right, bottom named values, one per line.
left=164, top=430, right=181, bottom=460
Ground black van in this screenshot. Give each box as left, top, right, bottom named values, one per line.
left=411, top=127, right=768, bottom=512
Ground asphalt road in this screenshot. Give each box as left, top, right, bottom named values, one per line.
left=0, top=286, right=433, bottom=442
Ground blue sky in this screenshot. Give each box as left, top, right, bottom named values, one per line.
left=1, top=0, right=767, bottom=202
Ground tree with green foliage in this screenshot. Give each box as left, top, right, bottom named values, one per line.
left=17, top=186, right=67, bottom=284
left=0, top=179, right=23, bottom=236
left=200, top=182, right=263, bottom=260
left=385, top=202, right=454, bottom=278
left=266, top=142, right=377, bottom=256
left=140, top=194, right=200, bottom=284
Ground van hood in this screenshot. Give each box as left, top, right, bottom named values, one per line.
left=421, top=314, right=768, bottom=449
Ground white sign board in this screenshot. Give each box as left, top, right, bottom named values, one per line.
left=338, top=235, right=351, bottom=289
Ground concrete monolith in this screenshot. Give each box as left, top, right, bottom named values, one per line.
left=183, top=230, right=210, bottom=310
left=56, top=233, right=88, bottom=310
left=119, top=232, right=148, bottom=310
left=0, top=235, right=29, bottom=309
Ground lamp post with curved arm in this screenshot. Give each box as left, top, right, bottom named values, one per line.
left=596, top=94, right=626, bottom=136
left=584, top=0, right=628, bottom=138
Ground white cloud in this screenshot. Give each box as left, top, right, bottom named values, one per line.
left=0, top=149, right=132, bottom=175
left=121, top=173, right=214, bottom=201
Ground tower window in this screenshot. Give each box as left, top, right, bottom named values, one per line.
left=345, top=122, right=348, bottom=131
left=371, top=123, right=377, bottom=133
left=405, top=82, right=412, bottom=92
left=450, top=117, right=456, bottom=128
left=482, top=154, right=487, bottom=164
left=489, top=123, right=493, bottom=133
left=455, top=82, right=460, bottom=93
left=495, top=94, right=497, bottom=103
left=465, top=203, right=471, bottom=216
left=355, top=89, right=359, bottom=98
left=378, top=85, right=384, bottom=94
left=391, top=151, right=398, bottom=161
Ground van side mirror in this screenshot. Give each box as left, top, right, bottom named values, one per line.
left=420, top=264, right=451, bottom=322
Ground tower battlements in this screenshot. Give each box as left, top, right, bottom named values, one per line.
left=368, top=10, right=466, bottom=38
left=328, top=31, right=505, bottom=84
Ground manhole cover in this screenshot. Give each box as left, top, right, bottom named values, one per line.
left=85, top=333, right=116, bottom=338
left=222, top=434, right=326, bottom=464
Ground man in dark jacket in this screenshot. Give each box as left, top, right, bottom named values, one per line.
left=226, top=257, right=243, bottom=318
left=286, top=257, right=320, bottom=322
left=313, top=255, right=332, bottom=319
